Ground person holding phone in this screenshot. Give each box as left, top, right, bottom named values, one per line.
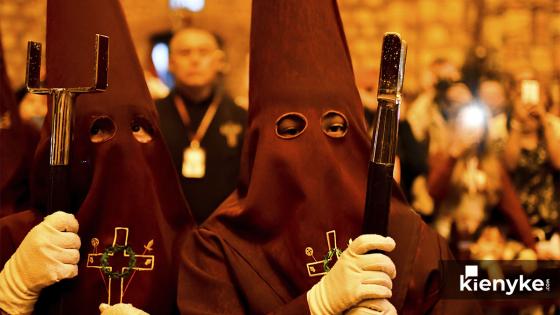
left=503, top=79, right=560, bottom=258
left=425, top=83, right=536, bottom=256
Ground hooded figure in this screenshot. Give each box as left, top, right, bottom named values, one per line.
left=0, top=0, right=193, bottom=313
left=0, top=36, right=39, bottom=218
left=178, top=0, right=480, bottom=314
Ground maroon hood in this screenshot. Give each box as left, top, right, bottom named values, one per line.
left=27, top=0, right=194, bottom=312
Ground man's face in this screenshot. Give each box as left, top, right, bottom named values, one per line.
left=446, top=83, right=473, bottom=108
left=479, top=80, right=506, bottom=114
left=169, top=29, right=224, bottom=89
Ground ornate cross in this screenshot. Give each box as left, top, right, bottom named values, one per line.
left=306, top=230, right=342, bottom=277
left=87, top=227, right=155, bottom=305
left=219, top=121, right=242, bottom=148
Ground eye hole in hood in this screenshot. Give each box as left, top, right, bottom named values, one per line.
left=321, top=110, right=348, bottom=138
left=131, top=116, right=154, bottom=143
left=89, top=116, right=116, bottom=143
left=275, top=112, right=307, bottom=139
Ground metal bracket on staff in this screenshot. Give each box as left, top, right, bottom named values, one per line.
left=25, top=34, right=109, bottom=214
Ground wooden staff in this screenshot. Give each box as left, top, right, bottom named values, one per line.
left=362, top=33, right=407, bottom=236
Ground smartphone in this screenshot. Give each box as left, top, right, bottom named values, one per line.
left=521, top=80, right=540, bottom=105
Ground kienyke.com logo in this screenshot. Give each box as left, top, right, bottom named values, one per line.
left=441, top=260, right=560, bottom=299
left=459, top=265, right=551, bottom=296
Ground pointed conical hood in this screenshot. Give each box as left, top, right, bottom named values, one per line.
left=26, top=0, right=193, bottom=312
left=207, top=0, right=373, bottom=294
left=247, top=0, right=364, bottom=124
left=0, top=35, right=38, bottom=217
left=239, top=0, right=371, bottom=200
left=235, top=0, right=370, bottom=236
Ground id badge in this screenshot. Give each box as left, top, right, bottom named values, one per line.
left=182, top=141, right=206, bottom=178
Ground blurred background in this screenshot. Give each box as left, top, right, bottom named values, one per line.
left=2, top=0, right=559, bottom=103
left=1, top=1, right=560, bottom=313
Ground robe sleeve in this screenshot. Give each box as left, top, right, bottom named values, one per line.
left=0, top=210, right=39, bottom=267
left=267, top=294, right=309, bottom=315
left=427, top=232, right=483, bottom=315
left=400, top=219, right=483, bottom=315
left=177, top=227, right=245, bottom=314
left=178, top=228, right=311, bottom=315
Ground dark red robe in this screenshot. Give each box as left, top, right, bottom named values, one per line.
left=0, top=0, right=193, bottom=313
left=179, top=191, right=481, bottom=314
left=178, top=0, right=481, bottom=314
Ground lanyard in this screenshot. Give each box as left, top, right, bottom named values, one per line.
left=173, top=93, right=221, bottom=145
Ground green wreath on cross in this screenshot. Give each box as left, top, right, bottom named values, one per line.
left=323, top=247, right=342, bottom=273
left=100, top=245, right=136, bottom=279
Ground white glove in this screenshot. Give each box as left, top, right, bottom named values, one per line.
left=0, top=211, right=80, bottom=314
left=99, top=303, right=149, bottom=315
left=307, top=234, right=397, bottom=315
left=345, top=299, right=397, bottom=315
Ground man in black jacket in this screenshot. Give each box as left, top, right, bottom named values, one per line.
left=156, top=28, right=247, bottom=224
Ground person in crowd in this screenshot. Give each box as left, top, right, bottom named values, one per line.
left=426, top=84, right=535, bottom=258
left=503, top=78, right=560, bottom=259
left=397, top=59, right=462, bottom=219
left=478, top=77, right=512, bottom=151
left=156, top=27, right=247, bottom=224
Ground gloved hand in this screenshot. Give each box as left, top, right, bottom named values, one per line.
left=307, top=234, right=396, bottom=315
left=99, top=303, right=149, bottom=315
left=0, top=211, right=80, bottom=314
left=345, top=299, right=397, bottom=315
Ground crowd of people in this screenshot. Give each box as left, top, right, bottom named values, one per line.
left=6, top=0, right=560, bottom=269
left=6, top=4, right=560, bottom=264
left=397, top=57, right=560, bottom=261
left=0, top=0, right=559, bottom=313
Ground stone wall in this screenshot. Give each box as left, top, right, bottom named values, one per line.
left=1, top=0, right=558, bottom=98
left=339, top=0, right=560, bottom=93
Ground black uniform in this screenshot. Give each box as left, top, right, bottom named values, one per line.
left=156, top=89, right=247, bottom=224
